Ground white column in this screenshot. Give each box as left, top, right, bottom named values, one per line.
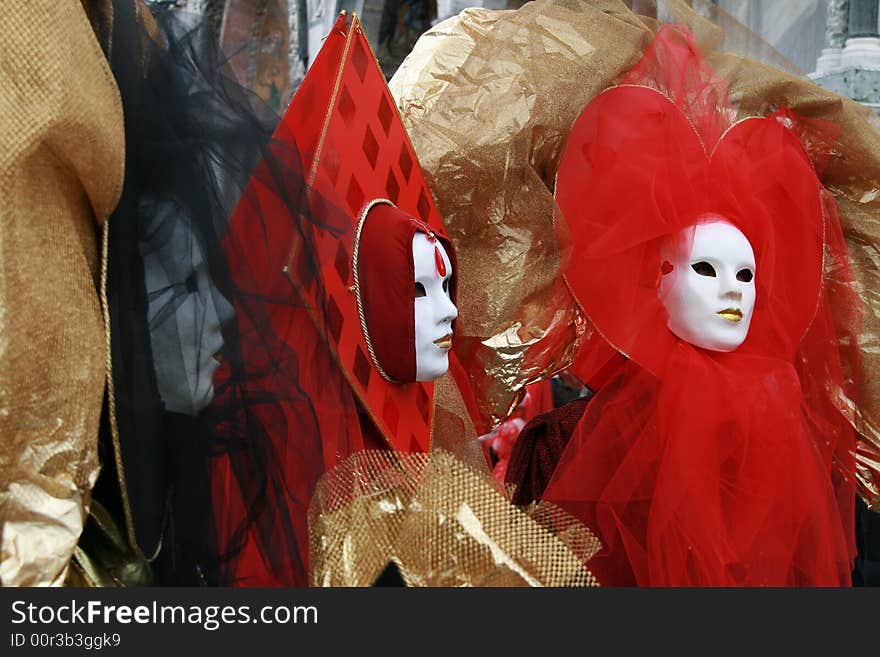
left=816, top=0, right=850, bottom=74
left=841, top=0, right=880, bottom=70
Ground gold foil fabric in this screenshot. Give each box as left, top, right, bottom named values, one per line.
left=0, top=1, right=124, bottom=585
left=389, top=0, right=653, bottom=429
left=389, top=0, right=880, bottom=506
left=431, top=366, right=494, bottom=476
left=308, top=449, right=600, bottom=587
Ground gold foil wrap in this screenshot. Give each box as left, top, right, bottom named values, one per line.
left=308, top=449, right=600, bottom=587
left=0, top=1, right=124, bottom=585
left=389, top=0, right=880, bottom=506
left=389, top=0, right=652, bottom=429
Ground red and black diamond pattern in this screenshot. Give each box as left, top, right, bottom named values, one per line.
left=281, top=14, right=447, bottom=454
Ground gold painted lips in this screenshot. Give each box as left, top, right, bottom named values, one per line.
left=717, top=308, right=743, bottom=323
left=433, top=333, right=453, bottom=349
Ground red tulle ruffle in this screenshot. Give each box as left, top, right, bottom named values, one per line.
left=547, top=25, right=860, bottom=586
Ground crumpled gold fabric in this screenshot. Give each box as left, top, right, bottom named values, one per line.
left=308, top=449, right=600, bottom=587
left=0, top=1, right=124, bottom=586
left=389, top=0, right=880, bottom=507
left=389, top=0, right=652, bottom=430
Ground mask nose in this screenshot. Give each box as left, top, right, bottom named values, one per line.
left=438, top=291, right=458, bottom=325
left=719, top=269, right=743, bottom=303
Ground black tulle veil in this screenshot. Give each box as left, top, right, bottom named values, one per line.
left=98, top=0, right=326, bottom=585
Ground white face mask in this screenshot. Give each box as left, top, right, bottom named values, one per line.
left=412, top=232, right=458, bottom=381
left=659, top=219, right=756, bottom=352
left=141, top=212, right=235, bottom=416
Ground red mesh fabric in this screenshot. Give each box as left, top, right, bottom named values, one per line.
left=544, top=26, right=860, bottom=586
left=213, top=161, right=368, bottom=585
left=619, top=22, right=735, bottom=151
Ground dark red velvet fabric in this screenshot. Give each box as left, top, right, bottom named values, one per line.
left=505, top=398, right=588, bottom=506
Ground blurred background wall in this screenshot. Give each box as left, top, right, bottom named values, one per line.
left=159, top=1, right=880, bottom=113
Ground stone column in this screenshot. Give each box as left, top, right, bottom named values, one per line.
left=815, top=0, right=849, bottom=74
left=848, top=0, right=879, bottom=36
left=841, top=0, right=880, bottom=69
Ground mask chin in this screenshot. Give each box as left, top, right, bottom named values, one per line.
left=659, top=219, right=756, bottom=353
left=415, top=354, right=450, bottom=382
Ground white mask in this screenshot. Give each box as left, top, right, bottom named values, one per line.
left=659, top=219, right=756, bottom=352
left=141, top=210, right=235, bottom=416
left=412, top=232, right=458, bottom=381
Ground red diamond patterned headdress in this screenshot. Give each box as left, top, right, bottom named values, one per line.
left=234, top=13, right=453, bottom=454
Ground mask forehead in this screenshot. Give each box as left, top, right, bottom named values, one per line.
left=413, top=231, right=452, bottom=281
left=139, top=204, right=204, bottom=273
left=413, top=231, right=436, bottom=278
left=690, top=220, right=755, bottom=269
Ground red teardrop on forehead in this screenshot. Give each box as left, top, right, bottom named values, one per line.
left=434, top=245, right=447, bottom=277
left=411, top=218, right=446, bottom=277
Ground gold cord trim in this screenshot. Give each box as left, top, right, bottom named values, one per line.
left=352, top=198, right=398, bottom=382
left=100, top=219, right=164, bottom=564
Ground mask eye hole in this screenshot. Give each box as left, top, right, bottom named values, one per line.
left=736, top=269, right=754, bottom=283
left=691, top=261, right=716, bottom=277
left=415, top=282, right=427, bottom=298
left=442, top=278, right=450, bottom=294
